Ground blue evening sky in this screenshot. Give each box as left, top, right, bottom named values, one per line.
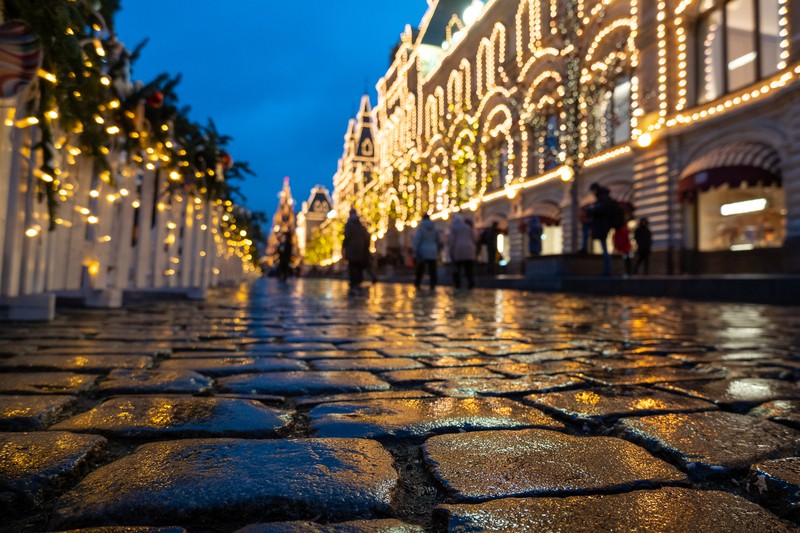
left=115, top=1, right=425, bottom=218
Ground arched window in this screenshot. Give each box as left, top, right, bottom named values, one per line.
left=696, top=0, right=781, bottom=104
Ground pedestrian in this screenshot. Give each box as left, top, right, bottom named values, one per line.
left=342, top=208, right=371, bottom=295
left=613, top=222, right=632, bottom=276
left=448, top=214, right=477, bottom=289
left=633, top=217, right=652, bottom=275
left=527, top=216, right=543, bottom=257
left=578, top=205, right=592, bottom=254
left=586, top=182, right=614, bottom=276
left=276, top=232, right=294, bottom=282
left=484, top=221, right=500, bottom=275
left=413, top=213, right=441, bottom=290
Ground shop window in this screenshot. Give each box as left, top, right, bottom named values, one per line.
left=541, top=225, right=563, bottom=255
left=697, top=0, right=781, bottom=104
left=697, top=184, right=785, bottom=251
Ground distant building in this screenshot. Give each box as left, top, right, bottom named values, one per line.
left=296, top=185, right=333, bottom=258
left=265, top=178, right=297, bottom=267
left=329, top=0, right=799, bottom=275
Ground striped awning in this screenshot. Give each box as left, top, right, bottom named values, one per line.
left=678, top=141, right=781, bottom=202
left=520, top=202, right=561, bottom=226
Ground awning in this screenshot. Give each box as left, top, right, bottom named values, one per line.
left=520, top=202, right=561, bottom=226
left=678, top=141, right=781, bottom=202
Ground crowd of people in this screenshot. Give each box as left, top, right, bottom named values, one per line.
left=283, top=187, right=654, bottom=295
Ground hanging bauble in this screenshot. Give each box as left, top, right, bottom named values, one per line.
left=220, top=151, right=234, bottom=170
left=0, top=22, right=42, bottom=99
left=147, top=91, right=164, bottom=108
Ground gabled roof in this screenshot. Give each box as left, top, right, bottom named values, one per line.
left=419, top=0, right=476, bottom=47
left=354, top=94, right=377, bottom=160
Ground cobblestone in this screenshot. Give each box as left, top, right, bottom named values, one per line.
left=0, top=278, right=799, bottom=531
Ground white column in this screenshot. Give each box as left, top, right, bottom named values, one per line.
left=133, top=168, right=155, bottom=288
left=0, top=99, right=17, bottom=289
left=63, top=157, right=93, bottom=290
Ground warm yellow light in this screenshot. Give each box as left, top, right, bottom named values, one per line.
left=119, top=188, right=129, bottom=196
left=25, top=227, right=39, bottom=238
left=169, top=171, right=181, bottom=181
left=240, top=230, right=247, bottom=237
left=89, top=190, right=99, bottom=198
left=87, top=261, right=100, bottom=276
left=637, top=133, right=653, bottom=148
left=38, top=69, right=57, bottom=83
left=87, top=216, right=99, bottom=224
left=106, top=126, right=120, bottom=134
left=132, top=200, right=141, bottom=208
left=560, top=166, right=573, bottom=182
left=45, top=110, right=59, bottom=120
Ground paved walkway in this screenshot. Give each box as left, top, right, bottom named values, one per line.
left=1, top=279, right=799, bottom=532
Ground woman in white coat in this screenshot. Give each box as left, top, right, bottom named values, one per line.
left=447, top=214, right=477, bottom=289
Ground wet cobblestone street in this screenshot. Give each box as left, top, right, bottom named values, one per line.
left=2, top=279, right=800, bottom=532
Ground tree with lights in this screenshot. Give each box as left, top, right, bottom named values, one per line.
left=543, top=0, right=635, bottom=251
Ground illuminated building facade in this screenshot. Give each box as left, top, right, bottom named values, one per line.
left=332, top=0, right=799, bottom=274
left=296, top=185, right=333, bottom=258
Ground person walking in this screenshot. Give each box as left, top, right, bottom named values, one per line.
left=413, top=213, right=441, bottom=290
left=633, top=217, right=652, bottom=275
left=276, top=231, right=294, bottom=282
left=484, top=221, right=500, bottom=275
left=342, top=208, right=371, bottom=295
left=613, top=222, right=632, bottom=276
left=527, top=216, right=543, bottom=257
left=448, top=214, right=477, bottom=289
left=586, top=182, right=614, bottom=276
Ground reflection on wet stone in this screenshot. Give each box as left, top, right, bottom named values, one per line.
left=2, top=279, right=800, bottom=530
left=0, top=372, right=99, bottom=395
left=98, top=369, right=213, bottom=395
left=426, top=374, right=585, bottom=398
left=526, top=387, right=718, bottom=423
left=0, top=431, right=106, bottom=504
left=51, top=397, right=292, bottom=438
left=218, top=371, right=390, bottom=395
left=0, top=395, right=76, bottom=430
left=657, top=378, right=800, bottom=410
left=438, top=487, right=796, bottom=531
left=235, top=518, right=425, bottom=533
left=619, top=411, right=800, bottom=475
left=50, top=438, right=398, bottom=529
left=310, top=398, right=563, bottom=438
left=424, top=429, right=686, bottom=501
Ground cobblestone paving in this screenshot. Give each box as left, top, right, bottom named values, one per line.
left=1, top=278, right=799, bottom=532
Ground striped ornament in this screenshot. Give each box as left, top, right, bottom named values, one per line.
left=0, top=22, right=42, bottom=99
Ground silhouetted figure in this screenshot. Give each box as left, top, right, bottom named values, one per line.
left=484, top=222, right=500, bottom=275
left=587, top=183, right=613, bottom=276
left=277, top=232, right=293, bottom=282
left=343, top=208, right=371, bottom=295
left=527, top=216, right=543, bottom=257
left=633, top=217, right=652, bottom=275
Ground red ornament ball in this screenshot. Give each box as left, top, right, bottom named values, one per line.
left=220, top=151, right=234, bottom=169
left=147, top=91, right=164, bottom=108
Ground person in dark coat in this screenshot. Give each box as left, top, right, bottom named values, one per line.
left=277, top=232, right=294, bottom=282
left=484, top=221, right=500, bottom=275
left=587, top=183, right=613, bottom=275
left=342, top=208, right=371, bottom=295
left=527, top=216, right=543, bottom=257
left=633, top=217, right=652, bottom=275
